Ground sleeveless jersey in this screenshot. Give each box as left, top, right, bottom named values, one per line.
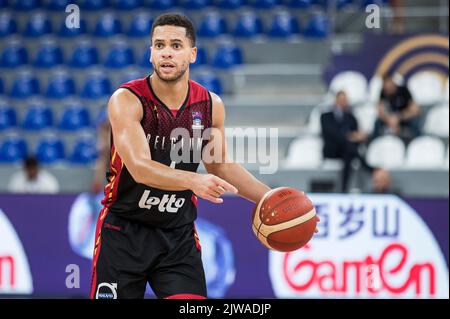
left=101, top=75, right=213, bottom=229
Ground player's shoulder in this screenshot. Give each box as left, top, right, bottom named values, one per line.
left=120, top=76, right=147, bottom=88
left=118, top=76, right=148, bottom=96
left=108, top=87, right=143, bottom=118
left=210, top=91, right=223, bottom=106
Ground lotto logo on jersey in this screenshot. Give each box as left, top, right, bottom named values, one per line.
left=138, top=190, right=186, bottom=213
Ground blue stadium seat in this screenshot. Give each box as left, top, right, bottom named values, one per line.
left=24, top=12, right=52, bottom=38
left=139, top=49, right=152, bottom=68
left=0, top=78, right=3, bottom=94
left=0, top=105, right=17, bottom=130
left=46, top=72, right=76, bottom=99
left=217, top=0, right=244, bottom=9
left=234, top=12, right=263, bottom=38
left=69, top=137, right=98, bottom=164
left=198, top=12, right=227, bottom=38
left=127, top=13, right=153, bottom=38
left=22, top=103, right=53, bottom=131
left=0, top=136, right=27, bottom=163
left=94, top=107, right=108, bottom=127
left=145, top=0, right=176, bottom=10
left=36, top=136, right=65, bottom=164
left=253, top=0, right=279, bottom=9
left=269, top=12, right=300, bottom=37
left=180, top=0, right=211, bottom=9
left=314, top=0, right=352, bottom=9
left=120, top=70, right=143, bottom=83
left=47, top=0, right=72, bottom=10
left=105, top=42, right=135, bottom=69
left=0, top=12, right=17, bottom=37
left=10, top=72, right=40, bottom=99
left=33, top=41, right=64, bottom=68
left=336, top=0, right=353, bottom=9
left=69, top=41, right=99, bottom=68
left=0, top=41, right=28, bottom=68
left=191, top=46, right=207, bottom=68
left=112, top=0, right=142, bottom=9
left=195, top=71, right=222, bottom=95
left=0, top=0, right=8, bottom=8
left=212, top=42, right=243, bottom=69
left=310, top=0, right=327, bottom=6
left=12, top=0, right=40, bottom=11
left=58, top=18, right=87, bottom=38
left=81, top=72, right=112, bottom=99
left=58, top=104, right=91, bottom=131
left=362, top=0, right=388, bottom=7
left=304, top=13, right=329, bottom=38
left=94, top=12, right=122, bottom=37
left=288, top=0, right=311, bottom=8
left=80, top=0, right=110, bottom=10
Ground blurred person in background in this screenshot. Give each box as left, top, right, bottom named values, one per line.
left=373, top=74, right=421, bottom=143
left=372, top=168, right=395, bottom=194
left=8, top=156, right=60, bottom=194
left=321, top=91, right=388, bottom=193
left=389, top=0, right=405, bottom=34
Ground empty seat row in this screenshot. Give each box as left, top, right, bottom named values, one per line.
left=0, top=0, right=383, bottom=12
left=0, top=39, right=244, bottom=69
left=198, top=11, right=328, bottom=38
left=0, top=103, right=94, bottom=131
left=0, top=70, right=112, bottom=99
left=0, top=10, right=329, bottom=39
left=0, top=134, right=98, bottom=164
left=0, top=68, right=224, bottom=98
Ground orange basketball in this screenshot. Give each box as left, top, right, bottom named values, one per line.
left=252, top=187, right=317, bottom=252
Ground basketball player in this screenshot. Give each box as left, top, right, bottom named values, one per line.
left=90, top=13, right=318, bottom=299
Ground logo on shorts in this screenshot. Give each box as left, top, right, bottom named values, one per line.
left=96, top=282, right=117, bottom=299
left=138, top=190, right=186, bottom=213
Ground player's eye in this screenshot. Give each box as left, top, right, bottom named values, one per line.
left=155, top=43, right=164, bottom=49
left=173, top=43, right=181, bottom=49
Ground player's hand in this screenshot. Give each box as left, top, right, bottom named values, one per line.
left=190, top=174, right=238, bottom=204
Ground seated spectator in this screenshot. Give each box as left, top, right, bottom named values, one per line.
left=372, top=168, right=395, bottom=194
left=373, top=75, right=421, bottom=143
left=321, top=91, right=386, bottom=193
left=8, top=156, right=60, bottom=193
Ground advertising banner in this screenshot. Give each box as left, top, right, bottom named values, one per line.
left=0, top=194, right=448, bottom=298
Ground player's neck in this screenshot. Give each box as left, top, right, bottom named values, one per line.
left=150, top=73, right=189, bottom=110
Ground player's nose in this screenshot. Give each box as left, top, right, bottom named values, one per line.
left=161, top=49, right=174, bottom=59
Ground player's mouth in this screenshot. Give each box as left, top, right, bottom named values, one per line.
left=160, top=62, right=176, bottom=72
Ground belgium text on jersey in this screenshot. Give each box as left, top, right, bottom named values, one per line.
left=146, top=127, right=279, bottom=174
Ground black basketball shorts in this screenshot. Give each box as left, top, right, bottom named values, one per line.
left=90, top=208, right=207, bottom=299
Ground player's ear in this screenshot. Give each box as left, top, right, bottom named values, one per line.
left=190, top=46, right=197, bottom=64
left=149, top=46, right=153, bottom=64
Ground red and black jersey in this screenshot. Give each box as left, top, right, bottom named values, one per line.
left=101, top=75, right=213, bottom=229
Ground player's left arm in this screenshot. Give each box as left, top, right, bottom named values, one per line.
left=202, top=93, right=271, bottom=204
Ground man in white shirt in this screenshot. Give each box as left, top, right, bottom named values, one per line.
left=8, top=156, right=60, bottom=194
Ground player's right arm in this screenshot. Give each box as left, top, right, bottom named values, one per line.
left=108, top=89, right=237, bottom=203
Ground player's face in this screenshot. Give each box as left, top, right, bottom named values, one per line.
left=150, top=25, right=197, bottom=82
